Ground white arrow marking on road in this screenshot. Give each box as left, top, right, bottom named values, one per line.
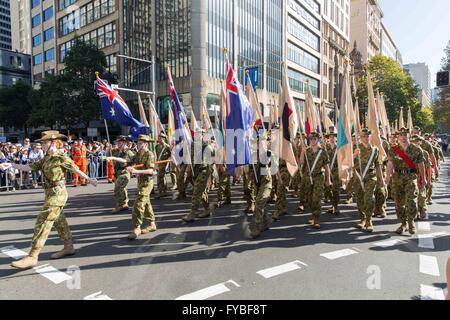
left=320, top=249, right=359, bottom=260
left=0, top=246, right=28, bottom=260
left=419, top=255, right=440, bottom=277
left=373, top=239, right=407, bottom=248
left=420, top=285, right=445, bottom=300
left=417, top=222, right=431, bottom=231
left=33, top=264, right=72, bottom=284
left=84, top=291, right=113, bottom=300
left=175, top=280, right=240, bottom=300
left=257, top=260, right=308, bottom=279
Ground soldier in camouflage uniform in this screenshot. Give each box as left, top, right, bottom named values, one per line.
left=411, top=135, right=432, bottom=220
left=374, top=134, right=390, bottom=218
left=273, top=158, right=291, bottom=220
left=325, top=133, right=340, bottom=215
left=243, top=166, right=256, bottom=213
left=247, top=132, right=273, bottom=239
left=155, top=132, right=171, bottom=199
left=353, top=129, right=385, bottom=232
left=386, top=128, right=426, bottom=235
left=216, top=164, right=231, bottom=208
left=107, top=136, right=135, bottom=213
left=297, top=133, right=308, bottom=213
left=0, top=131, right=97, bottom=269
left=182, top=130, right=214, bottom=223
left=299, top=131, right=332, bottom=229
left=426, top=134, right=441, bottom=203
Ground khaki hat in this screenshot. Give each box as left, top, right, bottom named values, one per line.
left=410, top=134, right=424, bottom=142
left=36, top=130, right=67, bottom=142
left=360, top=128, right=372, bottom=136
left=137, top=134, right=153, bottom=143
left=309, top=131, right=320, bottom=139
left=116, top=135, right=130, bottom=142
left=326, top=133, right=338, bottom=138
left=159, top=132, right=167, bottom=139
left=398, top=127, right=410, bottom=135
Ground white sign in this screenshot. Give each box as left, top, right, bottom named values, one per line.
left=87, top=128, right=98, bottom=137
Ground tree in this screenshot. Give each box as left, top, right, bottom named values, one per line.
left=356, top=55, right=430, bottom=130
left=434, top=40, right=450, bottom=132
left=416, top=107, right=436, bottom=133
left=0, top=81, right=33, bottom=135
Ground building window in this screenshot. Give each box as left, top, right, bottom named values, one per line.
left=44, top=27, right=54, bottom=41
left=43, top=7, right=53, bottom=21
left=287, top=15, right=320, bottom=52
left=288, top=0, right=320, bottom=30
left=32, top=14, right=41, bottom=28
left=32, top=34, right=41, bottom=47
left=287, top=42, right=320, bottom=73
left=33, top=53, right=42, bottom=65
left=288, top=68, right=320, bottom=97
left=106, top=54, right=117, bottom=74
left=45, top=48, right=55, bottom=61
left=59, top=0, right=76, bottom=10
left=32, top=0, right=40, bottom=9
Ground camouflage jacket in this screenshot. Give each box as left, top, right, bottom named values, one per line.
left=111, top=149, right=135, bottom=177
left=155, top=142, right=171, bottom=161
left=130, top=149, right=155, bottom=188
left=305, top=147, right=329, bottom=176
left=388, top=143, right=424, bottom=173
left=354, top=144, right=381, bottom=179
left=325, top=144, right=338, bottom=171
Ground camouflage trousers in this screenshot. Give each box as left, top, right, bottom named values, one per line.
left=190, top=166, right=211, bottom=213
left=252, top=175, right=272, bottom=227
left=275, top=168, right=291, bottom=214
left=330, top=171, right=341, bottom=209
left=392, top=174, right=419, bottom=222
left=157, top=163, right=168, bottom=195
left=426, top=175, right=434, bottom=202
left=244, top=171, right=256, bottom=208
left=418, top=184, right=428, bottom=213
left=298, top=174, right=309, bottom=206
left=177, top=164, right=193, bottom=194
left=217, top=168, right=231, bottom=202
left=170, top=165, right=178, bottom=188
left=114, top=173, right=131, bottom=208
left=31, top=206, right=72, bottom=253
left=355, top=176, right=377, bottom=220
left=304, top=174, right=325, bottom=218
left=292, top=169, right=302, bottom=194
left=374, top=185, right=388, bottom=216
left=132, top=181, right=155, bottom=229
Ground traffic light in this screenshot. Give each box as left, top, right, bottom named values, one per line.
left=437, top=71, right=449, bottom=87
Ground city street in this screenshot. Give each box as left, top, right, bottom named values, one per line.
left=0, top=159, right=448, bottom=300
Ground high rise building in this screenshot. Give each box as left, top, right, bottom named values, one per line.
left=10, top=0, right=32, bottom=54
left=380, top=22, right=401, bottom=65
left=404, top=62, right=432, bottom=107
left=0, top=0, right=12, bottom=49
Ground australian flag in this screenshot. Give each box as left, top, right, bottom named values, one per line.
left=224, top=52, right=254, bottom=176
left=166, top=65, right=192, bottom=163
left=96, top=75, right=149, bottom=140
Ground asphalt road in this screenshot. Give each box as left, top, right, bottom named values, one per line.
left=0, top=159, right=449, bottom=300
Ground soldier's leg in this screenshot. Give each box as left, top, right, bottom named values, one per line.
left=53, top=209, right=72, bottom=242
left=354, top=182, right=366, bottom=228
left=418, top=184, right=428, bottom=219
left=393, top=176, right=407, bottom=234
left=132, top=195, right=146, bottom=229
left=177, top=164, right=187, bottom=197
left=331, top=173, right=341, bottom=213
left=157, top=164, right=166, bottom=195
left=374, top=184, right=387, bottom=218
left=405, top=179, right=419, bottom=234
left=363, top=179, right=377, bottom=232
left=298, top=175, right=307, bottom=212
left=114, top=174, right=130, bottom=209
left=274, top=170, right=290, bottom=219
left=310, top=175, right=325, bottom=227
left=243, top=172, right=255, bottom=212
left=250, top=176, right=272, bottom=238
left=171, top=166, right=178, bottom=190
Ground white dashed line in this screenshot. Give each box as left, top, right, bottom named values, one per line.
left=417, top=222, right=431, bottom=231
left=34, top=264, right=72, bottom=284
left=373, top=239, right=407, bottom=248
left=256, top=260, right=307, bottom=279
left=420, top=284, right=445, bottom=300
left=84, top=291, right=113, bottom=300
left=419, top=255, right=440, bottom=277
left=1, top=246, right=72, bottom=284
left=320, top=248, right=359, bottom=260
left=175, top=280, right=241, bottom=300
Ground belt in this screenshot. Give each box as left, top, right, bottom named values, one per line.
left=395, top=169, right=416, bottom=175
left=43, top=180, right=66, bottom=189
left=311, top=171, right=324, bottom=177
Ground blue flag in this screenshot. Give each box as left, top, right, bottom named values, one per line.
left=96, top=76, right=149, bottom=139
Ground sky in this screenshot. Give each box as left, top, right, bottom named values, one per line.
left=378, top=0, right=450, bottom=86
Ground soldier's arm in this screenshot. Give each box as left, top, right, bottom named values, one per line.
left=106, top=156, right=127, bottom=163
left=299, top=149, right=306, bottom=166
left=417, top=162, right=426, bottom=187
left=376, top=164, right=385, bottom=188
left=325, top=165, right=332, bottom=186
left=385, top=161, right=394, bottom=185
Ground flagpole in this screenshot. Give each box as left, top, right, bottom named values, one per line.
left=104, top=119, right=110, bottom=144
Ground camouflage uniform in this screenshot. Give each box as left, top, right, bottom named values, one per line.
left=243, top=167, right=256, bottom=212
left=325, top=143, right=340, bottom=213
left=421, top=139, right=436, bottom=203
left=354, top=144, right=381, bottom=230
left=130, top=149, right=156, bottom=229
left=273, top=159, right=291, bottom=219
left=304, top=146, right=329, bottom=226
left=29, top=151, right=79, bottom=254
left=216, top=164, right=231, bottom=205
left=155, top=141, right=171, bottom=196
left=418, top=148, right=431, bottom=217
left=388, top=143, right=424, bottom=234
left=292, top=143, right=302, bottom=197
left=111, top=148, right=135, bottom=209
left=374, top=138, right=390, bottom=217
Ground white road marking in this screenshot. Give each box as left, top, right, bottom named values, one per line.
left=320, top=248, right=359, bottom=260
left=419, top=255, right=440, bottom=277
left=373, top=239, right=407, bottom=248
left=420, top=285, right=445, bottom=300
left=0, top=246, right=27, bottom=260
left=84, top=291, right=113, bottom=300
left=256, top=260, right=308, bottom=279
left=417, top=222, right=431, bottom=231
left=418, top=232, right=448, bottom=249
left=175, top=280, right=241, bottom=300
left=34, top=264, right=72, bottom=284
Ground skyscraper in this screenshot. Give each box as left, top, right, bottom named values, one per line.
left=0, top=0, right=12, bottom=50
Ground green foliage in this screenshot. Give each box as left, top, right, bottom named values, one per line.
left=0, top=81, right=33, bottom=134
left=416, top=107, right=436, bottom=133
left=434, top=40, right=450, bottom=132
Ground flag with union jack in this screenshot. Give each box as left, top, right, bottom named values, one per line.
left=96, top=74, right=149, bottom=139
left=224, top=49, right=254, bottom=176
